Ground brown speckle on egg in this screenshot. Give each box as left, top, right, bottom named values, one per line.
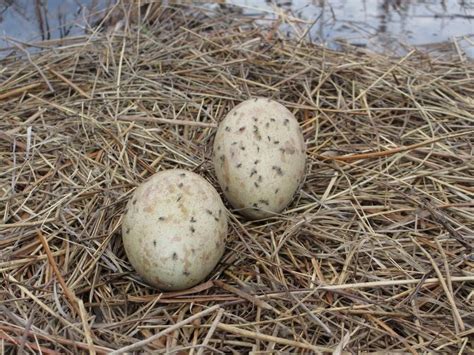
left=253, top=125, right=262, bottom=140
left=272, top=166, right=284, bottom=176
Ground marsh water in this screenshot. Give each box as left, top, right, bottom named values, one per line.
left=0, top=0, right=473, bottom=56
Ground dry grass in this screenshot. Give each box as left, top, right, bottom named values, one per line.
left=1, top=2, right=473, bottom=354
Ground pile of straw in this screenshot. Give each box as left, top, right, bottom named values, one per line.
left=1, top=3, right=473, bottom=353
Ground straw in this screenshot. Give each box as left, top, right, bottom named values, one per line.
left=1, top=2, right=473, bottom=353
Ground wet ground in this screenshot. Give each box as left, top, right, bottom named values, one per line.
left=0, top=0, right=472, bottom=57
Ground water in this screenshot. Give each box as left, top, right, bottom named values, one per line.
left=0, top=0, right=472, bottom=57
left=226, top=0, right=474, bottom=57
left=0, top=0, right=112, bottom=48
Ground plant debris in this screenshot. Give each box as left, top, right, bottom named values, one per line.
left=0, top=2, right=473, bottom=353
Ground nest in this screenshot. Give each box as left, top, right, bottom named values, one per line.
left=1, top=3, right=473, bottom=354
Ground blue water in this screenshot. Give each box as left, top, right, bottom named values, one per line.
left=0, top=0, right=111, bottom=48
left=0, top=0, right=472, bottom=56
left=227, top=0, right=474, bottom=56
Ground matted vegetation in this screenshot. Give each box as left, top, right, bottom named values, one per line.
left=1, top=2, right=473, bottom=353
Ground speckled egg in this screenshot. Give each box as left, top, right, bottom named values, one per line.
left=213, top=97, right=306, bottom=219
left=122, top=169, right=227, bottom=291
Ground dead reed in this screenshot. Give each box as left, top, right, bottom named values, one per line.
left=1, top=2, right=473, bottom=353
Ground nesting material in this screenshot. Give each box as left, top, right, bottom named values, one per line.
left=0, top=3, right=473, bottom=354
left=213, top=97, right=306, bottom=219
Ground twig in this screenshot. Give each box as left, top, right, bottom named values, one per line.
left=0, top=330, right=61, bottom=355
left=0, top=83, right=43, bottom=100
left=47, top=67, right=92, bottom=99
left=216, top=323, right=332, bottom=353
left=414, top=239, right=465, bottom=332
left=36, top=231, right=80, bottom=315
left=77, top=299, right=96, bottom=355
left=319, top=131, right=473, bottom=162
left=214, top=280, right=276, bottom=312
left=315, top=276, right=474, bottom=291
left=196, top=308, right=225, bottom=355
left=110, top=305, right=221, bottom=354
left=119, top=115, right=217, bottom=128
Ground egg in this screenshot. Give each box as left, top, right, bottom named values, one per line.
left=122, top=169, right=227, bottom=291
left=213, top=97, right=306, bottom=219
